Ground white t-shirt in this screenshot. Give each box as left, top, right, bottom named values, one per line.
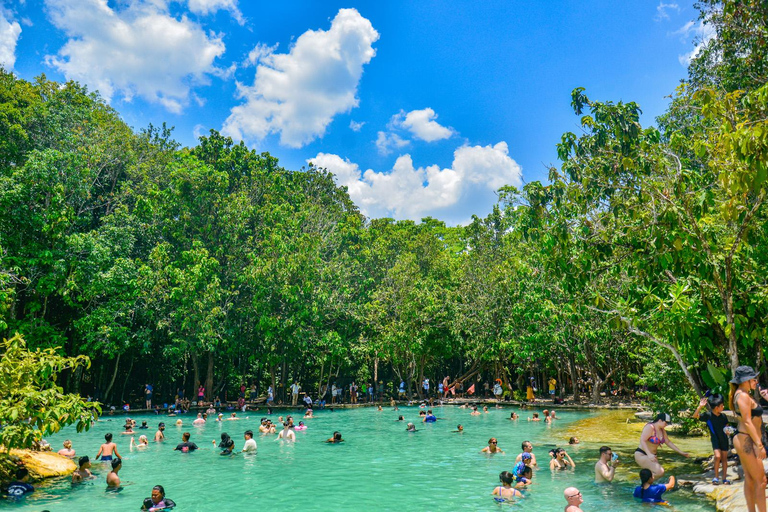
left=242, top=438, right=257, bottom=452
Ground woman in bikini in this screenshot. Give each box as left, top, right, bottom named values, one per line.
left=729, top=366, right=767, bottom=512
left=634, top=412, right=689, bottom=478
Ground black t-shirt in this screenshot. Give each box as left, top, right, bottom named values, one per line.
left=174, top=442, right=198, bottom=453
left=699, top=411, right=729, bottom=446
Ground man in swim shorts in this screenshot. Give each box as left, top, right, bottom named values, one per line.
left=95, top=433, right=121, bottom=461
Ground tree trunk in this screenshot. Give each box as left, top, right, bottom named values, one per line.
left=568, top=354, right=580, bottom=403
left=192, top=353, right=200, bottom=399
left=120, top=353, right=135, bottom=403
left=205, top=351, right=214, bottom=401
left=103, top=353, right=121, bottom=403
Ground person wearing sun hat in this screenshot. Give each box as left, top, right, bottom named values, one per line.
left=729, top=365, right=767, bottom=512
left=634, top=411, right=689, bottom=479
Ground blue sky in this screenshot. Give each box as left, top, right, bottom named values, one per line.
left=1, top=1, right=711, bottom=224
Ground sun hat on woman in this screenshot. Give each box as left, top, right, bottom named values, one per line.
left=730, top=365, right=759, bottom=384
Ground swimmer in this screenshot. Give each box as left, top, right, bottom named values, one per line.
left=95, top=433, right=122, bottom=461
left=326, top=431, right=343, bottom=443
left=397, top=416, right=404, bottom=421
left=174, top=432, right=198, bottom=453
left=634, top=412, right=689, bottom=479
left=72, top=456, right=92, bottom=483
left=549, top=448, right=575, bottom=470
left=569, top=437, right=580, bottom=445
left=483, top=406, right=489, bottom=413
left=139, top=421, right=149, bottom=429
left=242, top=430, right=257, bottom=452
left=509, top=412, right=519, bottom=420
left=131, top=435, right=149, bottom=449
left=481, top=438, right=504, bottom=454
left=193, top=413, right=205, bottom=425
left=217, top=413, right=224, bottom=422
left=454, top=424, right=464, bottom=433
left=304, top=409, right=313, bottom=418
left=141, top=484, right=176, bottom=511
left=295, top=421, right=307, bottom=431
left=406, top=422, right=418, bottom=432
left=377, top=405, right=383, bottom=411
left=175, top=419, right=182, bottom=427
left=595, top=445, right=618, bottom=482
left=516, top=441, right=538, bottom=465
left=492, top=470, right=523, bottom=502
left=277, top=422, right=296, bottom=441
left=216, top=433, right=234, bottom=455
left=564, top=487, right=585, bottom=512
left=154, top=423, right=165, bottom=442
left=633, top=468, right=675, bottom=504
left=515, top=465, right=533, bottom=488
left=106, top=458, right=122, bottom=488
left=543, top=410, right=552, bottom=423
left=470, top=406, right=481, bottom=416
left=423, top=410, right=437, bottom=422
left=58, top=440, right=76, bottom=458
left=550, top=410, right=558, bottom=420
left=528, top=412, right=541, bottom=421
left=122, top=423, right=134, bottom=434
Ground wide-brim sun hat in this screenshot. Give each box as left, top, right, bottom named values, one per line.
left=730, top=365, right=759, bottom=384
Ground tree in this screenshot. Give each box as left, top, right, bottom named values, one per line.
left=0, top=334, right=98, bottom=450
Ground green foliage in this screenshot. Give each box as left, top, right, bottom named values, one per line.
left=0, top=334, right=98, bottom=450
left=637, top=356, right=701, bottom=435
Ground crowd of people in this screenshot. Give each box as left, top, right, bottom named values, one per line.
left=5, top=365, right=767, bottom=511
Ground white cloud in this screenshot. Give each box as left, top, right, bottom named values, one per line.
left=401, top=108, right=453, bottom=142
left=245, top=42, right=278, bottom=66
left=676, top=20, right=716, bottom=66
left=376, top=130, right=410, bottom=155
left=310, top=141, right=522, bottom=223
left=187, top=0, right=243, bottom=23
left=44, top=0, right=226, bottom=113
left=222, top=8, right=379, bottom=148
left=0, top=8, right=22, bottom=70
left=349, top=120, right=365, bottom=132
left=655, top=2, right=680, bottom=21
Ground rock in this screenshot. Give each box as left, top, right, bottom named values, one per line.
left=9, top=450, right=76, bottom=479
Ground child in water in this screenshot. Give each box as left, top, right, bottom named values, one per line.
left=492, top=471, right=523, bottom=502
left=633, top=468, right=675, bottom=503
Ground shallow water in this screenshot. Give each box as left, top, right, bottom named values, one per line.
left=2, top=406, right=715, bottom=511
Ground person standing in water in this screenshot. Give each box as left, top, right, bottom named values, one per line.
left=154, top=423, right=165, bottom=442
left=106, top=458, right=122, bottom=488
left=594, top=446, right=618, bottom=482
left=481, top=438, right=504, bottom=454
left=563, top=487, right=584, bottom=512
left=491, top=471, right=523, bottom=502
left=634, top=413, right=689, bottom=478
left=242, top=430, right=257, bottom=453
left=95, top=433, right=122, bottom=461
left=71, top=456, right=92, bottom=483
left=729, top=366, right=767, bottom=512
left=516, top=441, right=538, bottom=465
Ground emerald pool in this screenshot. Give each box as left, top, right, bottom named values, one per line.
left=2, top=406, right=715, bottom=511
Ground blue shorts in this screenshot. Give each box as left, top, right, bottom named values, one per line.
left=100, top=455, right=113, bottom=461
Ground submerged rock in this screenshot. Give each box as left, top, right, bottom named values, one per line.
left=8, top=450, right=76, bottom=479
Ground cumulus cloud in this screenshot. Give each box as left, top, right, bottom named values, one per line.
left=376, top=130, right=410, bottom=155
left=187, top=0, right=243, bottom=23
left=0, top=8, right=22, bottom=70
left=675, top=19, right=716, bottom=66
left=245, top=42, right=278, bottom=66
left=222, top=8, right=379, bottom=148
left=310, top=141, right=522, bottom=223
left=401, top=108, right=453, bottom=142
left=44, top=0, right=226, bottom=113
left=349, top=120, right=365, bottom=132
left=655, top=2, right=680, bottom=21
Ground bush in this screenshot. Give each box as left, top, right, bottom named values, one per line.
left=637, top=356, right=703, bottom=435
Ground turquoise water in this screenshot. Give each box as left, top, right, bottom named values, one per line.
left=2, top=406, right=715, bottom=511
